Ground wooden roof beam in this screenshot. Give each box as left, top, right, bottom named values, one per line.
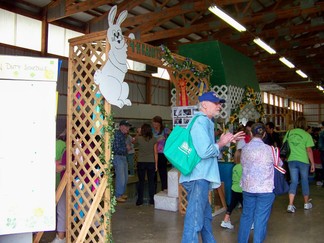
left=237, top=2, right=324, bottom=27
left=0, top=0, right=42, bottom=20
left=213, top=0, right=250, bottom=6
left=122, top=0, right=212, bottom=27
left=226, top=34, right=324, bottom=59
left=47, top=0, right=114, bottom=22
left=88, top=0, right=146, bottom=31
left=213, top=22, right=324, bottom=44
left=141, top=20, right=224, bottom=42
left=140, top=2, right=324, bottom=43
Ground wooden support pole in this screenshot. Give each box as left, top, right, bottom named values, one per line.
left=33, top=173, right=68, bottom=243
left=76, top=179, right=107, bottom=243
left=212, top=182, right=227, bottom=216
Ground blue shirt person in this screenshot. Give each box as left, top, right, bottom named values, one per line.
left=179, top=91, right=245, bottom=243
left=112, top=120, right=132, bottom=203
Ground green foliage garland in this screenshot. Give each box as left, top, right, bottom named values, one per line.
left=99, top=103, right=116, bottom=243
left=229, top=86, right=265, bottom=125
left=222, top=86, right=264, bottom=162
left=221, top=144, right=236, bottom=162
left=160, top=44, right=213, bottom=79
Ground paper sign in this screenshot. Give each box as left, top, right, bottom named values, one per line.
left=0, top=55, right=58, bottom=81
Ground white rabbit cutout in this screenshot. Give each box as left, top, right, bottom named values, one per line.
left=94, top=5, right=134, bottom=108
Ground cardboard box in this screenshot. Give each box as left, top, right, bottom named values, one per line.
left=167, top=168, right=179, bottom=198
left=154, top=191, right=178, bottom=212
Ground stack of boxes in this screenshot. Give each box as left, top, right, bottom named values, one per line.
left=154, top=106, right=197, bottom=212
left=154, top=168, right=179, bottom=212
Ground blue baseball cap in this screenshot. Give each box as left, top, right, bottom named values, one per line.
left=198, top=91, right=225, bottom=103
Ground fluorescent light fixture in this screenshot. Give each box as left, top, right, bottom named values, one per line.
left=253, top=38, right=276, bottom=54
left=279, top=57, right=295, bottom=68
left=295, top=69, right=308, bottom=78
left=316, top=85, right=324, bottom=91
left=208, top=5, right=246, bottom=32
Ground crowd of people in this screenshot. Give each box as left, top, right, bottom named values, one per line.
left=177, top=91, right=322, bottom=242
left=105, top=98, right=323, bottom=242
left=111, top=115, right=171, bottom=206
left=50, top=90, right=324, bottom=243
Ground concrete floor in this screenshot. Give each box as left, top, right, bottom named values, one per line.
left=41, top=180, right=324, bottom=243
left=111, top=181, right=324, bottom=243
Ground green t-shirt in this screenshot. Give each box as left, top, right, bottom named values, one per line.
left=55, top=139, right=66, bottom=188
left=56, top=139, right=66, bottom=161
left=284, top=128, right=314, bottom=164
left=231, top=164, right=242, bottom=193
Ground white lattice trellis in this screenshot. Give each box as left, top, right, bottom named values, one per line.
left=210, top=85, right=229, bottom=119
left=171, top=85, right=263, bottom=122
left=228, top=85, right=262, bottom=108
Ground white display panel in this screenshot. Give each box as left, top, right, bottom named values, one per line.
left=172, top=105, right=198, bottom=128
left=0, top=56, right=58, bottom=235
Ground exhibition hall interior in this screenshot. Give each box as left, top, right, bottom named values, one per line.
left=0, top=1, right=323, bottom=243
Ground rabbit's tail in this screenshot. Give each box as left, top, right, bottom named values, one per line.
left=94, top=70, right=101, bottom=85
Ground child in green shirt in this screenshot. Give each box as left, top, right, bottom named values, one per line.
left=220, top=149, right=243, bottom=229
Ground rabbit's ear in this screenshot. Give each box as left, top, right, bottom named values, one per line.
left=108, top=5, right=117, bottom=25
left=116, top=10, right=128, bottom=26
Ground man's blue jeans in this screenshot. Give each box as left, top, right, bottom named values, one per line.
left=113, top=155, right=128, bottom=198
left=238, top=191, right=275, bottom=243
left=126, top=153, right=135, bottom=176
left=321, top=151, right=324, bottom=181
left=181, top=179, right=216, bottom=243
left=288, top=161, right=310, bottom=195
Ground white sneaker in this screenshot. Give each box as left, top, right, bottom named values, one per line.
left=304, top=202, right=312, bottom=210
left=220, top=220, right=234, bottom=229
left=287, top=205, right=296, bottom=213
left=50, top=235, right=66, bottom=243
left=316, top=181, right=323, bottom=186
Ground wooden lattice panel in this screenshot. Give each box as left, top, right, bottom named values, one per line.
left=66, top=30, right=212, bottom=240
left=170, top=70, right=209, bottom=106
left=179, top=183, right=227, bottom=216
left=178, top=184, right=188, bottom=215
left=67, top=38, right=111, bottom=243
left=171, top=85, right=229, bottom=118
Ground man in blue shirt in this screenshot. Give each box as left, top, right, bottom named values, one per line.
left=113, top=120, right=132, bottom=203
left=180, top=91, right=245, bottom=243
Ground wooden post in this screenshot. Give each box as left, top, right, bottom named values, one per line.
left=33, top=173, right=68, bottom=243
left=212, top=182, right=227, bottom=216
left=76, top=181, right=106, bottom=243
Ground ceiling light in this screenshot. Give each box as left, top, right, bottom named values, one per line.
left=253, top=38, right=276, bottom=54
left=279, top=57, right=295, bottom=68
left=295, top=69, right=308, bottom=78
left=316, top=85, right=324, bottom=91
left=208, top=5, right=246, bottom=32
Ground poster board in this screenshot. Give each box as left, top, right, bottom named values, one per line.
left=172, top=106, right=198, bottom=128
left=0, top=55, right=58, bottom=235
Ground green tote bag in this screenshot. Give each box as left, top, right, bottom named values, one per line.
left=163, top=115, right=201, bottom=175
